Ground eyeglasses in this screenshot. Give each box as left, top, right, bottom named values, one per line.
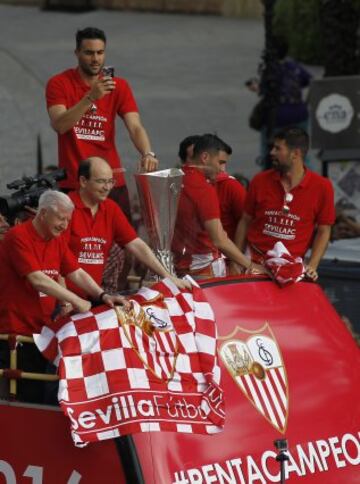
left=92, top=178, right=116, bottom=187
left=282, top=192, right=293, bottom=214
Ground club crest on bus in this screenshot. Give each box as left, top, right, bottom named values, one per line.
left=219, top=323, right=289, bottom=433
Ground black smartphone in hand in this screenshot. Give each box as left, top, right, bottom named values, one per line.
left=102, top=66, right=115, bottom=77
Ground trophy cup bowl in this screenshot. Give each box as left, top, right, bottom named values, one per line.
left=134, top=168, right=184, bottom=276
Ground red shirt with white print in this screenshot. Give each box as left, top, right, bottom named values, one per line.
left=46, top=68, right=139, bottom=189
left=244, top=168, right=335, bottom=260
left=172, top=166, right=220, bottom=272
left=0, top=220, right=78, bottom=336
left=66, top=191, right=137, bottom=293
left=216, top=172, right=246, bottom=241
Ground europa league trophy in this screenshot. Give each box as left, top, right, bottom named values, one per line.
left=134, top=168, right=183, bottom=276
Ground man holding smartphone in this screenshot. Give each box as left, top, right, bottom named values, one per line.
left=45, top=26, right=158, bottom=219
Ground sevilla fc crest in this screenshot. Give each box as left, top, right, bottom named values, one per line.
left=219, top=323, right=288, bottom=433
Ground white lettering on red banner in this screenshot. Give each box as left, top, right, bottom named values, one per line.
left=172, top=431, right=360, bottom=483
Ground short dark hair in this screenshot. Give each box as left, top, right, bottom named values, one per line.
left=78, top=159, right=92, bottom=180
left=193, top=133, right=232, bottom=159
left=76, top=27, right=106, bottom=50
left=274, top=126, right=309, bottom=158
left=178, top=135, right=201, bottom=163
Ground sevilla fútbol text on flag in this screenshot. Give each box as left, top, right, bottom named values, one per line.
left=34, top=278, right=225, bottom=446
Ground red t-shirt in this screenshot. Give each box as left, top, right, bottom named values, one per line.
left=0, top=221, right=79, bottom=336
left=216, top=172, right=246, bottom=241
left=66, top=192, right=137, bottom=292
left=172, top=166, right=220, bottom=271
left=46, top=68, right=139, bottom=189
left=244, top=168, right=335, bottom=259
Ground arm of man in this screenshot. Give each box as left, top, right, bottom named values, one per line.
left=47, top=77, right=115, bottom=134
left=125, top=238, right=191, bottom=290
left=27, top=270, right=91, bottom=313
left=204, top=218, right=265, bottom=274
left=305, top=224, right=331, bottom=281
left=234, top=212, right=253, bottom=252
left=67, top=268, right=129, bottom=308
left=123, top=112, right=159, bottom=172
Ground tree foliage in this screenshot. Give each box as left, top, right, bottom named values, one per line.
left=273, top=0, right=360, bottom=71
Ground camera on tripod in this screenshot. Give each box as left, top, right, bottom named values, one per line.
left=0, top=168, right=66, bottom=221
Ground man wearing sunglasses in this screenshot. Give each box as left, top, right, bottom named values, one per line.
left=235, top=127, right=335, bottom=281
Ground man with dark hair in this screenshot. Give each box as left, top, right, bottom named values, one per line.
left=178, top=134, right=246, bottom=243
left=178, top=135, right=201, bottom=164
left=75, top=27, right=106, bottom=50
left=172, top=134, right=264, bottom=279
left=66, top=156, right=189, bottom=295
left=45, top=26, right=158, bottom=220
left=235, top=127, right=335, bottom=281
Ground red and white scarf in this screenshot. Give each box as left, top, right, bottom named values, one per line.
left=265, top=242, right=305, bottom=287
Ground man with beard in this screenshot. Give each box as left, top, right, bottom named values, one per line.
left=235, top=127, right=335, bottom=281
left=45, top=27, right=158, bottom=219
left=46, top=27, right=159, bottom=293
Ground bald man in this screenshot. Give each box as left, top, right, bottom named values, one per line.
left=66, top=156, right=188, bottom=296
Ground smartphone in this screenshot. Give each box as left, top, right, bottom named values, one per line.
left=102, top=66, right=115, bottom=77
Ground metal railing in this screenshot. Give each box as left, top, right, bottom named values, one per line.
left=0, top=334, right=58, bottom=400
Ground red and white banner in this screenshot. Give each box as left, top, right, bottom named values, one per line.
left=35, top=278, right=225, bottom=446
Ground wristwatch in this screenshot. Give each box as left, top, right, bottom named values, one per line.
left=142, top=151, right=156, bottom=158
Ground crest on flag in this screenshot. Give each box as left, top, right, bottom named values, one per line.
left=219, top=323, right=288, bottom=433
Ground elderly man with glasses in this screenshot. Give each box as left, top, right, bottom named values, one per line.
left=65, top=156, right=189, bottom=299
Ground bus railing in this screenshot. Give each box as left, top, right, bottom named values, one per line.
left=0, top=333, right=58, bottom=400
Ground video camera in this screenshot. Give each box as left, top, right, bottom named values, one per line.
left=0, top=168, right=66, bottom=221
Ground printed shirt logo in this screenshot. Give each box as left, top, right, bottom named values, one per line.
left=39, top=269, right=59, bottom=297
left=74, top=113, right=107, bottom=141
left=262, top=210, right=299, bottom=241
left=78, top=237, right=106, bottom=265
left=219, top=323, right=288, bottom=433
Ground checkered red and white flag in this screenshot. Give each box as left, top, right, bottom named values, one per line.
left=35, top=278, right=225, bottom=446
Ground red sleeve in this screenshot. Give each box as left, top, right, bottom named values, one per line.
left=244, top=176, right=259, bottom=217
left=46, top=75, right=67, bottom=108
left=317, top=178, right=336, bottom=225
left=116, top=79, right=139, bottom=117
left=228, top=179, right=247, bottom=219
left=196, top=184, right=220, bottom=222
left=111, top=203, right=138, bottom=246
left=6, top=230, right=41, bottom=277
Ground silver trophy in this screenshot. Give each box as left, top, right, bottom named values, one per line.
left=134, top=168, right=184, bottom=276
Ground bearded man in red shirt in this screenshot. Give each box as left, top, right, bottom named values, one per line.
left=66, top=156, right=190, bottom=294
left=0, top=190, right=128, bottom=337
left=172, top=134, right=265, bottom=279
left=235, top=127, right=335, bottom=281
left=45, top=27, right=158, bottom=219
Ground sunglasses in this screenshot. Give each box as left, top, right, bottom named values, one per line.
left=282, top=192, right=294, bottom=214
